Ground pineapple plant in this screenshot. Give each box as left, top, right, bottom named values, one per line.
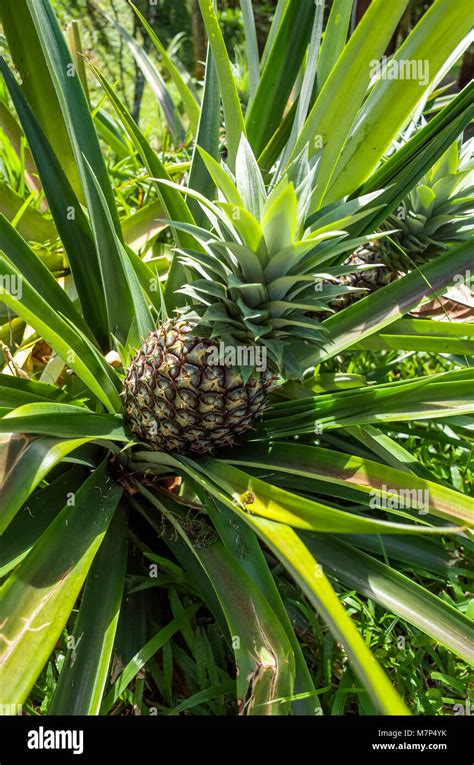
left=330, top=138, right=474, bottom=310
left=0, top=0, right=473, bottom=722
left=123, top=144, right=384, bottom=453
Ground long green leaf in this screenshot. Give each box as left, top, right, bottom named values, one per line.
left=305, top=533, right=474, bottom=664
left=0, top=432, right=96, bottom=534
left=48, top=506, right=128, bottom=714
left=188, top=48, right=220, bottom=225
left=133, top=452, right=458, bottom=536
left=328, top=0, right=474, bottom=201
left=0, top=374, right=66, bottom=409
left=290, top=0, right=409, bottom=205
left=99, top=5, right=184, bottom=141
left=0, top=57, right=108, bottom=345
left=197, top=0, right=246, bottom=170
left=82, top=157, right=154, bottom=346
left=24, top=0, right=137, bottom=342
left=131, top=3, right=200, bottom=134
left=0, top=460, right=122, bottom=704
left=0, top=254, right=122, bottom=412
left=0, top=0, right=82, bottom=199
left=240, top=0, right=260, bottom=101
left=0, top=213, right=94, bottom=344
left=0, top=467, right=87, bottom=577
left=223, top=442, right=474, bottom=528
left=246, top=0, right=315, bottom=157
left=238, top=516, right=410, bottom=715
left=25, top=0, right=119, bottom=228
left=0, top=402, right=129, bottom=441
left=301, top=241, right=474, bottom=365
left=316, top=0, right=353, bottom=94
left=89, top=62, right=196, bottom=309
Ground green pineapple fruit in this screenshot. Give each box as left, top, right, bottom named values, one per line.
left=332, top=139, right=474, bottom=309
left=123, top=138, right=374, bottom=453
left=327, top=241, right=400, bottom=311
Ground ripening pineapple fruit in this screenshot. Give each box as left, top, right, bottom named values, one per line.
left=123, top=137, right=375, bottom=453
left=123, top=319, right=274, bottom=454
left=331, top=139, right=474, bottom=309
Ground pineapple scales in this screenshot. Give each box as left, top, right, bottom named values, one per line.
left=123, top=138, right=371, bottom=453
left=123, top=320, right=274, bottom=454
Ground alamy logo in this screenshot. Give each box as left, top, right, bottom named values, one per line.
left=0, top=703, right=22, bottom=715
left=207, top=341, right=267, bottom=372
left=0, top=274, right=22, bottom=300
left=27, top=726, right=84, bottom=755
left=369, top=484, right=430, bottom=515
left=453, top=270, right=472, bottom=288
left=370, top=56, right=429, bottom=86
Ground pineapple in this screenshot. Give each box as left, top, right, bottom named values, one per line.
left=332, top=139, right=474, bottom=309
left=327, top=241, right=400, bottom=311
left=123, top=138, right=374, bottom=453
left=123, top=319, right=274, bottom=454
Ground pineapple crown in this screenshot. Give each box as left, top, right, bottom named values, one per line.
left=386, top=138, right=474, bottom=264
left=158, top=136, right=388, bottom=380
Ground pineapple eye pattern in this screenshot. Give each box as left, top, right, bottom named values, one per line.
left=123, top=321, right=274, bottom=453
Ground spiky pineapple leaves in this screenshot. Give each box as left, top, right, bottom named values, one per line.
left=139, top=485, right=297, bottom=715
left=355, top=84, right=474, bottom=234
left=300, top=240, right=474, bottom=367
left=0, top=57, right=108, bottom=346
left=304, top=534, right=474, bottom=665
left=48, top=507, right=128, bottom=715
left=159, top=136, right=390, bottom=380
left=0, top=0, right=82, bottom=200
left=221, top=441, right=474, bottom=529
left=197, top=0, right=246, bottom=170
left=0, top=1, right=158, bottom=349
left=235, top=136, right=267, bottom=222
left=0, top=460, right=122, bottom=705
left=327, top=0, right=474, bottom=203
